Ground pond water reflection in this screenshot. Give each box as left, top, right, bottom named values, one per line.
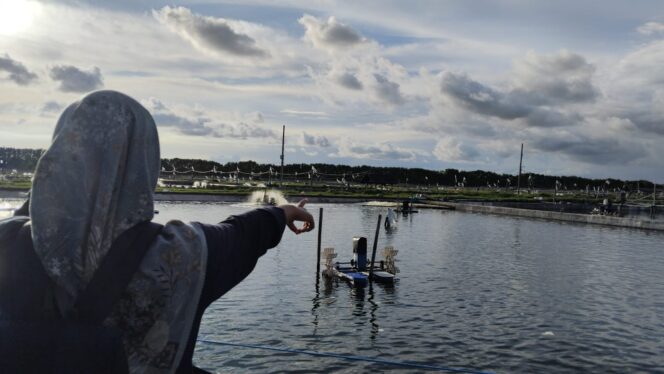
left=2, top=198, right=663, bottom=373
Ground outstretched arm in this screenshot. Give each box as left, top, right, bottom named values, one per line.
left=179, top=201, right=314, bottom=373
left=195, top=199, right=314, bottom=304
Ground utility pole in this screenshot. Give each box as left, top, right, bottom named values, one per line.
left=516, top=143, right=523, bottom=195
left=280, top=125, right=285, bottom=187
left=652, top=181, right=657, bottom=218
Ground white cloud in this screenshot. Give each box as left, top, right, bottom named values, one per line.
left=335, top=137, right=421, bottom=161
left=2, top=1, right=664, bottom=180
left=637, top=22, right=664, bottom=35
left=281, top=109, right=328, bottom=117
left=433, top=137, right=479, bottom=162
left=143, top=97, right=276, bottom=139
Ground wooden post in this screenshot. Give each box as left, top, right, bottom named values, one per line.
left=369, top=214, right=382, bottom=281
left=652, top=183, right=657, bottom=218
left=316, top=207, right=323, bottom=277
left=280, top=125, right=285, bottom=187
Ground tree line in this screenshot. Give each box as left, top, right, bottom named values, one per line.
left=0, top=147, right=656, bottom=191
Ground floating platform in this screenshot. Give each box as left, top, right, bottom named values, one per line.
left=323, top=267, right=394, bottom=288
left=335, top=267, right=369, bottom=288
left=363, top=270, right=395, bottom=284
left=322, top=245, right=398, bottom=288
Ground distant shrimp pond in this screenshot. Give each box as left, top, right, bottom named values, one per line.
left=3, top=198, right=664, bottom=373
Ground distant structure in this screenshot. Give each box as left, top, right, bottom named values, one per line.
left=517, top=143, right=523, bottom=194
left=280, top=125, right=285, bottom=187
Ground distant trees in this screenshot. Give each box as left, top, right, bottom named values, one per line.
left=0, top=147, right=652, bottom=191
left=0, top=147, right=44, bottom=172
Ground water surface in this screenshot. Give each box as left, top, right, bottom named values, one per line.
left=154, top=201, right=664, bottom=373
left=2, top=199, right=662, bottom=373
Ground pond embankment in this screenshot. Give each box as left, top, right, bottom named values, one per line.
left=154, top=192, right=373, bottom=204
left=4, top=188, right=662, bottom=231
left=448, top=202, right=664, bottom=231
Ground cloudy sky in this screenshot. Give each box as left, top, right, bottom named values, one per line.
left=1, top=1, right=664, bottom=181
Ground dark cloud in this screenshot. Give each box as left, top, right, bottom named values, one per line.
left=513, top=51, right=598, bottom=105
left=149, top=98, right=275, bottom=139
left=441, top=72, right=528, bottom=120
left=323, top=23, right=362, bottom=45
left=0, top=54, right=38, bottom=85
left=440, top=51, right=598, bottom=128
left=526, top=109, right=582, bottom=128
left=301, top=131, right=331, bottom=147
left=49, top=65, right=103, bottom=93
left=154, top=6, right=268, bottom=58
left=441, top=72, right=580, bottom=127
left=621, top=111, right=664, bottom=135
left=373, top=74, right=404, bottom=105
left=337, top=72, right=363, bottom=90
left=40, top=101, right=63, bottom=116
left=153, top=113, right=214, bottom=136
left=299, top=15, right=365, bottom=49
left=533, top=134, right=647, bottom=164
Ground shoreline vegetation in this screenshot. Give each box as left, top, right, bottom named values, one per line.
left=1, top=179, right=661, bottom=206
left=0, top=146, right=661, bottom=205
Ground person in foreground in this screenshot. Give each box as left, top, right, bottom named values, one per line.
left=0, top=90, right=314, bottom=373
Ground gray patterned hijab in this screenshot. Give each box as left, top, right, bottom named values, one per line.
left=29, top=90, right=207, bottom=373
left=31, top=90, right=160, bottom=310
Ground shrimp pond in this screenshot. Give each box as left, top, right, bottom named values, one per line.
left=2, top=199, right=663, bottom=373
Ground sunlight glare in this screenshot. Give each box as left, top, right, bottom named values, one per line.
left=0, top=0, right=40, bottom=36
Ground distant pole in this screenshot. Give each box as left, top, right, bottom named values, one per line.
left=280, top=125, right=285, bottom=187
left=369, top=214, right=382, bottom=281
left=316, top=207, right=323, bottom=278
left=517, top=143, right=523, bottom=195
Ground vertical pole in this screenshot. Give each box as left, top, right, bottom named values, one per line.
left=280, top=125, right=285, bottom=187
left=316, top=207, right=323, bottom=277
left=369, top=214, right=382, bottom=281
left=517, top=143, right=523, bottom=195
left=653, top=182, right=657, bottom=218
